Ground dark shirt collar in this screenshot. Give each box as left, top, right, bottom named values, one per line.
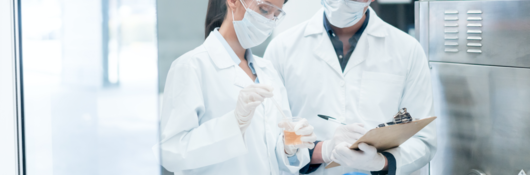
left=323, top=9, right=370, bottom=37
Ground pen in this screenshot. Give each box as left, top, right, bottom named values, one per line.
left=317, top=114, right=347, bottom=125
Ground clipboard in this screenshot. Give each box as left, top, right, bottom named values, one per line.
left=325, top=116, right=437, bottom=169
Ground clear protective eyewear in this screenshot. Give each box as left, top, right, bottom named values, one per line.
left=241, top=0, right=286, bottom=25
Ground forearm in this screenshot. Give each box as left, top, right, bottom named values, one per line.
left=299, top=141, right=323, bottom=174
left=372, top=152, right=396, bottom=175
left=160, top=111, right=247, bottom=171
left=310, top=141, right=324, bottom=164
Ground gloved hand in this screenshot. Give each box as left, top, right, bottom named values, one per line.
left=234, top=84, right=274, bottom=135
left=331, top=142, right=386, bottom=171
left=279, top=118, right=317, bottom=156
left=322, top=123, right=367, bottom=163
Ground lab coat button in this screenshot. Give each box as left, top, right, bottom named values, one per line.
left=340, top=81, right=345, bottom=86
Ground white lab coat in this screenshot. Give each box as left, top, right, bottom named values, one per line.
left=264, top=8, right=436, bottom=175
left=159, top=32, right=310, bottom=175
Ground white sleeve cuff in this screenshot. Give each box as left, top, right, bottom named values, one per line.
left=321, top=140, right=332, bottom=164
left=276, top=134, right=310, bottom=174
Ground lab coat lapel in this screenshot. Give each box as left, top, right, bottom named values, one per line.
left=204, top=32, right=239, bottom=69
left=203, top=31, right=254, bottom=89
left=235, top=58, right=269, bottom=88
left=314, top=31, right=344, bottom=78
left=343, top=7, right=388, bottom=75
left=252, top=60, right=277, bottom=120
left=234, top=56, right=267, bottom=89
left=305, top=9, right=343, bottom=78
left=253, top=58, right=269, bottom=84
left=234, top=68, right=253, bottom=89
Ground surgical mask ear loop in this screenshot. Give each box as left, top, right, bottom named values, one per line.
left=232, top=0, right=249, bottom=22
left=232, top=9, right=235, bottom=22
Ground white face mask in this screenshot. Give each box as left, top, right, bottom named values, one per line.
left=321, top=0, right=371, bottom=28
left=232, top=1, right=276, bottom=49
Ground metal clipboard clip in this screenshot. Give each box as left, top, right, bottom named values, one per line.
left=377, top=108, right=418, bottom=128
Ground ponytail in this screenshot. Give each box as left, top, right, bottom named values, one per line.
left=205, top=0, right=227, bottom=39
left=204, top=0, right=289, bottom=39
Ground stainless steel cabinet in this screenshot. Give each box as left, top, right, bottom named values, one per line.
left=430, top=62, right=530, bottom=175
left=416, top=0, right=530, bottom=174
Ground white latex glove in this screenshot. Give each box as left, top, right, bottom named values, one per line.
left=322, top=123, right=367, bottom=163
left=331, top=142, right=386, bottom=171
left=279, top=118, right=317, bottom=156
left=235, top=84, right=274, bottom=135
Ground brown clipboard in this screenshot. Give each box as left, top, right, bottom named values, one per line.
left=325, top=116, right=437, bottom=169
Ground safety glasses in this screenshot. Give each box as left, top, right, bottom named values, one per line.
left=241, top=0, right=286, bottom=25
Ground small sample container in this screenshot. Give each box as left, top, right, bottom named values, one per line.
left=282, top=117, right=302, bottom=146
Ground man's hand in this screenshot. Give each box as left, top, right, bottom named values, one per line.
left=321, top=123, right=367, bottom=163
left=331, top=142, right=386, bottom=171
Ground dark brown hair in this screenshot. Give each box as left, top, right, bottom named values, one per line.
left=204, top=0, right=288, bottom=39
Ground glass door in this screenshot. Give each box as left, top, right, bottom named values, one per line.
left=19, top=0, right=160, bottom=174
left=0, top=0, right=22, bottom=174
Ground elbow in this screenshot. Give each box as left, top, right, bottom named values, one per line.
left=158, top=132, right=190, bottom=172
left=159, top=143, right=189, bottom=172
left=428, top=139, right=437, bottom=161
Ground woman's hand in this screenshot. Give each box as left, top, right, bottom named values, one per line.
left=279, top=118, right=317, bottom=155
left=234, top=84, right=274, bottom=135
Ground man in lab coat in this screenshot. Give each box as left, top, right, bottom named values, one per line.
left=263, top=0, right=436, bottom=174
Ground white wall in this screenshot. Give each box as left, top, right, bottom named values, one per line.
left=273, top=0, right=322, bottom=37
left=0, top=0, right=20, bottom=174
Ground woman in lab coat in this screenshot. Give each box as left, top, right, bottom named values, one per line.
left=158, top=0, right=316, bottom=174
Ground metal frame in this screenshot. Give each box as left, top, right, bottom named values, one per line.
left=0, top=0, right=24, bottom=174
left=415, top=1, right=430, bottom=69
left=414, top=2, right=431, bottom=175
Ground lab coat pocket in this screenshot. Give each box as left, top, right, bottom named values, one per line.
left=359, top=71, right=405, bottom=123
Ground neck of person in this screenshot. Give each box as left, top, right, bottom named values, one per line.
left=218, top=18, right=247, bottom=62
left=329, top=8, right=368, bottom=39
left=218, top=15, right=257, bottom=82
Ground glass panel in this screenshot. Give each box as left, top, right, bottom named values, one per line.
left=21, top=0, right=159, bottom=174
left=0, top=0, right=20, bottom=174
